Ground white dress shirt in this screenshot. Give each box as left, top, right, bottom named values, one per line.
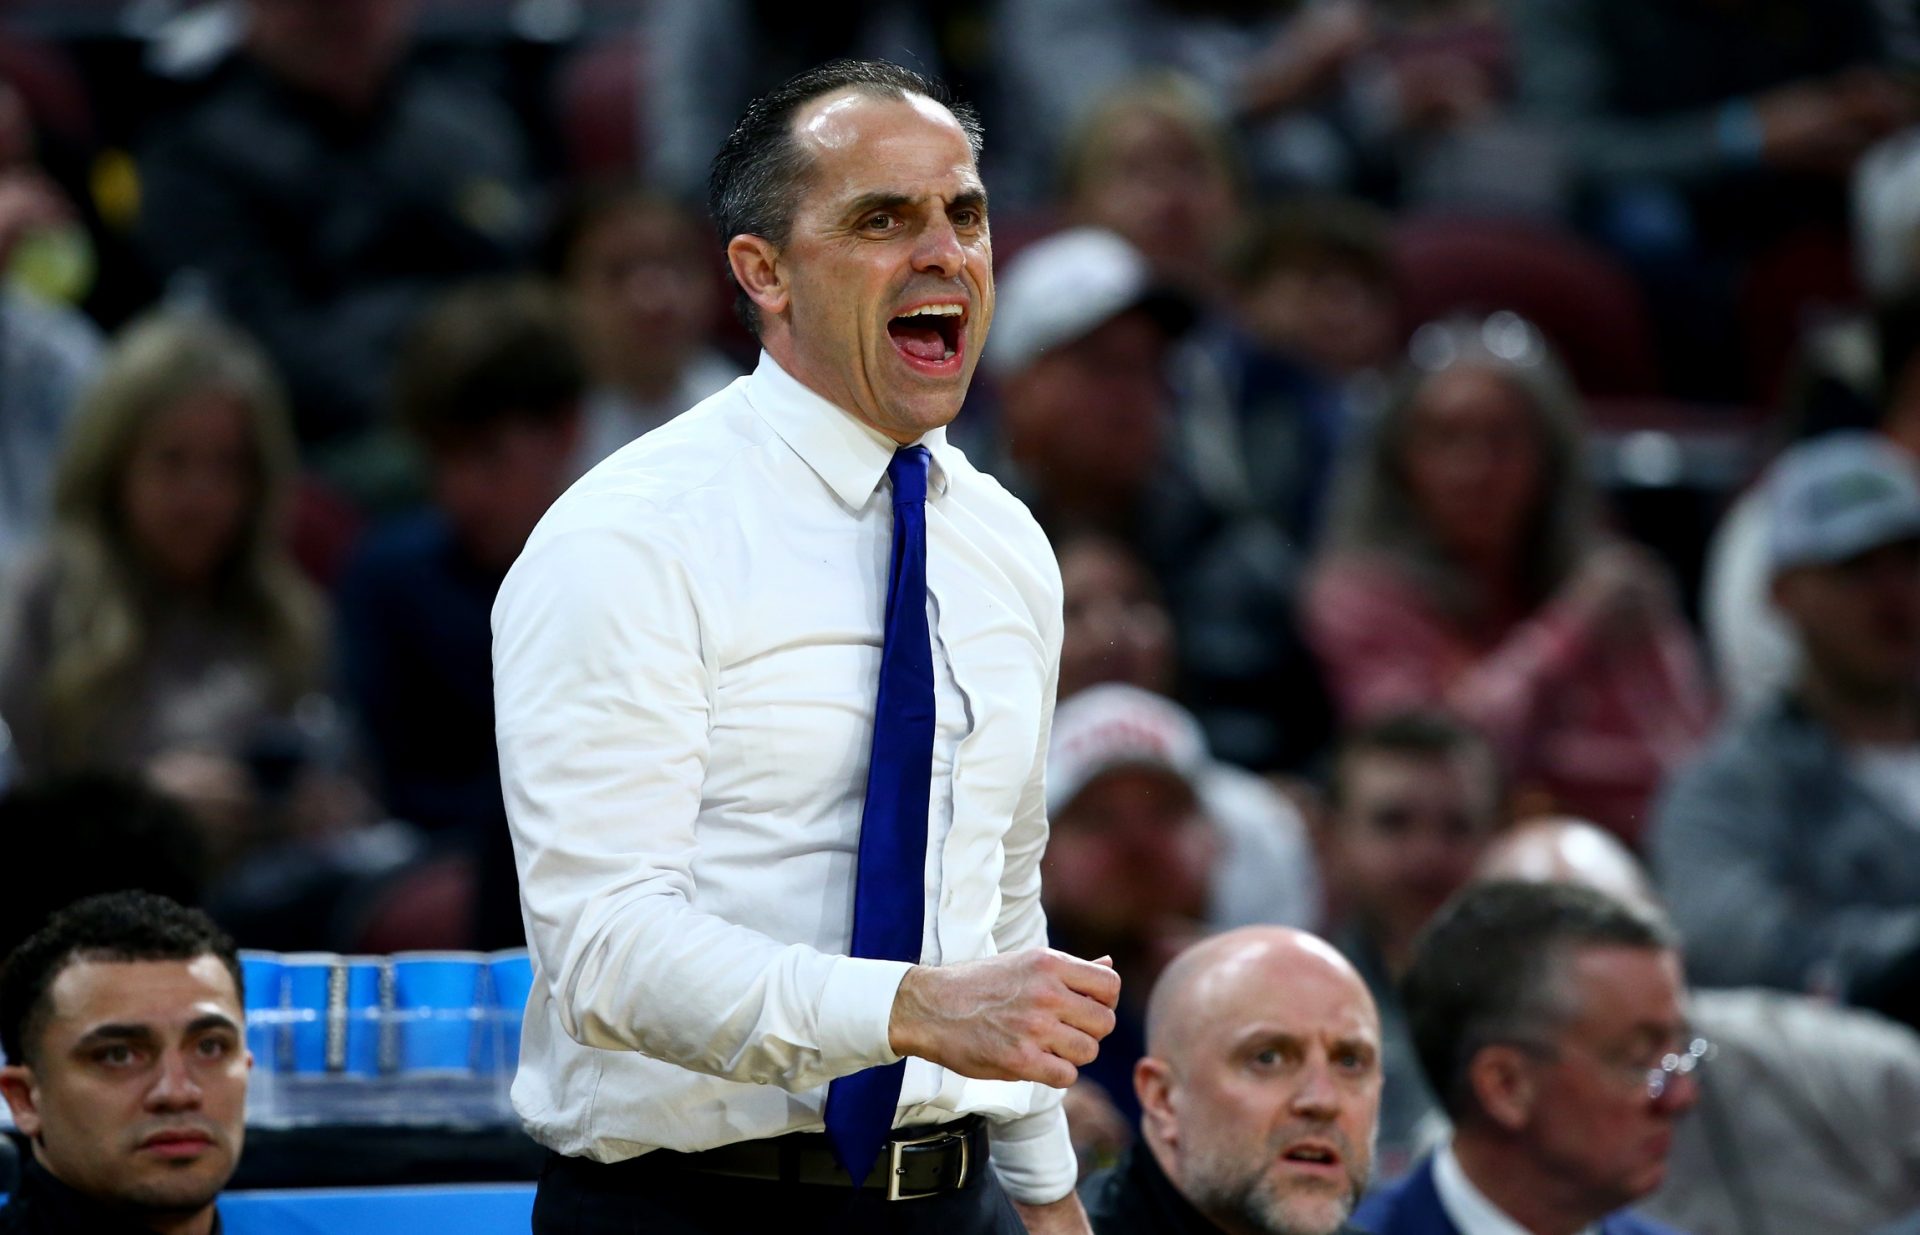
left=1434, top=1141, right=1599, bottom=1235
left=569, top=349, right=744, bottom=477
left=493, top=352, right=1074, bottom=1202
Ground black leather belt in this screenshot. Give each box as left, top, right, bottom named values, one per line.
left=650, top=1115, right=985, bottom=1202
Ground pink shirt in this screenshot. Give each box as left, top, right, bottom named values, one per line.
left=1306, top=554, right=1714, bottom=844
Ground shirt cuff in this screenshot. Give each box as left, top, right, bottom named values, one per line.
left=988, top=1101, right=1077, bottom=1205
left=817, top=956, right=913, bottom=1069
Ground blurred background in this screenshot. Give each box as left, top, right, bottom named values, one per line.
left=2, top=0, right=1920, bottom=1225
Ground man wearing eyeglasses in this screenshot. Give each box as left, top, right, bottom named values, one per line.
left=1353, top=881, right=1694, bottom=1235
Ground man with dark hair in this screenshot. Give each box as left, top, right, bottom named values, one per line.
left=1323, top=711, right=1502, bottom=1181
left=339, top=278, right=584, bottom=947
left=1083, top=926, right=1378, bottom=1235
left=1353, top=881, right=1692, bottom=1235
left=1479, top=817, right=1920, bottom=1235
left=0, top=891, right=249, bottom=1235
left=494, top=59, right=1118, bottom=1233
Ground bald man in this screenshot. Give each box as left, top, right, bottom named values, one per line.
left=1083, top=927, right=1381, bottom=1235
left=1478, top=818, right=1920, bottom=1235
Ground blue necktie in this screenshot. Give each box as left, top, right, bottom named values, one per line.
left=824, top=445, right=936, bottom=1185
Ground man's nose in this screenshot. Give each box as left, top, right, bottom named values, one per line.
left=912, top=217, right=964, bottom=277
left=145, top=1050, right=205, bottom=1111
left=1654, top=1068, right=1701, bottom=1117
left=1289, top=1061, right=1341, bottom=1120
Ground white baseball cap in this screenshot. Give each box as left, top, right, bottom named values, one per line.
left=1046, top=683, right=1208, bottom=814
left=985, top=227, right=1193, bottom=379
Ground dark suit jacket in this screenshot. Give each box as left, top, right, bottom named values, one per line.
left=1352, top=1155, right=1686, bottom=1235
left=1085, top=1142, right=1369, bottom=1235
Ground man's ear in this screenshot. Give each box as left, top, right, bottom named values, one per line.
left=0, top=1064, right=44, bottom=1139
left=727, top=234, right=788, bottom=323
left=1135, top=1056, right=1178, bottom=1150
left=1467, top=1044, right=1536, bottom=1133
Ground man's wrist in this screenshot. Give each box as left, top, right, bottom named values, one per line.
left=1011, top=1192, right=1093, bottom=1234
left=887, top=963, right=931, bottom=1059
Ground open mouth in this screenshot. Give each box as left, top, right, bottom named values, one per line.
left=1279, top=1142, right=1342, bottom=1172
left=887, top=301, right=966, bottom=373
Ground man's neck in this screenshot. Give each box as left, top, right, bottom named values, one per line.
left=1798, top=671, right=1920, bottom=746
left=1139, top=1133, right=1263, bottom=1235
left=1451, top=1133, right=1599, bottom=1235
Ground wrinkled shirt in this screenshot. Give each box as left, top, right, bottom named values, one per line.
left=492, top=352, right=1074, bottom=1202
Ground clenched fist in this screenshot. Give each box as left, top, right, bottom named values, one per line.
left=887, top=949, right=1121, bottom=1089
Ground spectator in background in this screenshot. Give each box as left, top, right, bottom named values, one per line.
left=136, top=0, right=532, bottom=455
left=1001, top=0, right=1498, bottom=205
left=0, top=311, right=325, bottom=864
left=1508, top=0, right=1907, bottom=397
left=0, top=891, right=249, bottom=1235
left=1353, top=881, right=1692, bottom=1235
left=1056, top=76, right=1247, bottom=302
left=1654, top=433, right=1920, bottom=1017
left=1057, top=532, right=1178, bottom=703
left=1480, top=816, right=1920, bottom=1235
left=1057, top=90, right=1385, bottom=549
left=0, top=774, right=207, bottom=964
left=642, top=0, right=971, bottom=202
left=0, top=77, right=102, bottom=579
left=1704, top=293, right=1920, bottom=712
left=542, top=182, right=741, bottom=475
left=1511, top=0, right=1900, bottom=243
left=337, top=279, right=583, bottom=948
left=1322, top=711, right=1504, bottom=1181
left=1082, top=927, right=1380, bottom=1235
left=1205, top=197, right=1403, bottom=544
left=1043, top=684, right=1320, bottom=1123
left=990, top=227, right=1333, bottom=771
left=1229, top=198, right=1400, bottom=398
left=1306, top=314, right=1712, bottom=844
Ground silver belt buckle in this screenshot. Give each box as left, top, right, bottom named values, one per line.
left=886, top=1127, right=969, bottom=1201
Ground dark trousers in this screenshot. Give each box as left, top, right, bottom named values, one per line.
left=533, top=1149, right=1029, bottom=1234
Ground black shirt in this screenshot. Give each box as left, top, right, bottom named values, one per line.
left=1084, top=1142, right=1368, bottom=1235
left=0, top=1158, right=221, bottom=1235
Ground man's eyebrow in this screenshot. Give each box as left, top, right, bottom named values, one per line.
left=1228, top=1026, right=1304, bottom=1051
left=842, top=191, right=915, bottom=222
left=186, top=1012, right=242, bottom=1036
left=74, top=1012, right=242, bottom=1049
left=951, top=187, right=989, bottom=215
left=74, top=1023, right=159, bottom=1050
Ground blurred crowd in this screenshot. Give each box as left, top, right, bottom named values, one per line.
left=3, top=0, right=1920, bottom=1225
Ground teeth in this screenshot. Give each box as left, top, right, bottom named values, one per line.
left=898, top=304, right=963, bottom=318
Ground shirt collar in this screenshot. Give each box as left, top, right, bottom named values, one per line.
left=1434, top=1141, right=1598, bottom=1235
left=743, top=350, right=953, bottom=510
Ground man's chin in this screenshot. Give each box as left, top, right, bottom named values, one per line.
left=122, top=1158, right=233, bottom=1215
left=1254, top=1178, right=1357, bottom=1235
